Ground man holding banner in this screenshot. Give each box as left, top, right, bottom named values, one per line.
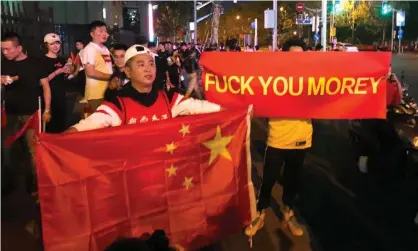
left=65, top=44, right=221, bottom=133
left=245, top=39, right=311, bottom=237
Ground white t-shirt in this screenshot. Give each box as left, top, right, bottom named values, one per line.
left=83, top=42, right=113, bottom=100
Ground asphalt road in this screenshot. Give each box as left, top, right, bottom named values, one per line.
left=2, top=53, right=418, bottom=251
left=392, top=53, right=418, bottom=100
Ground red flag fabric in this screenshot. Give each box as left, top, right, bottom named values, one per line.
left=36, top=108, right=256, bottom=251
left=200, top=52, right=391, bottom=119
left=5, top=110, right=40, bottom=146
left=1, top=102, right=7, bottom=128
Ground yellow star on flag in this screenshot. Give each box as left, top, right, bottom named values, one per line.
left=202, top=125, right=233, bottom=165
left=179, top=124, right=191, bottom=137
left=165, top=142, right=177, bottom=154
left=183, top=176, right=193, bottom=190
left=166, top=164, right=177, bottom=177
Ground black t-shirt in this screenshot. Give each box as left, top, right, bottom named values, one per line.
left=154, top=56, right=168, bottom=90
left=158, top=50, right=170, bottom=61
left=40, top=55, right=68, bottom=96
left=1, top=57, right=48, bottom=115
left=181, top=49, right=198, bottom=74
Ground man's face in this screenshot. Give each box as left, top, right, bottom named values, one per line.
left=76, top=42, right=84, bottom=50
left=90, top=26, right=109, bottom=44
left=47, top=41, right=61, bottom=54
left=125, top=54, right=156, bottom=87
left=113, top=49, right=126, bottom=68
left=149, top=46, right=157, bottom=54
left=1, top=40, right=22, bottom=60
left=289, top=46, right=303, bottom=52
left=158, top=44, right=164, bottom=51
left=181, top=45, right=187, bottom=51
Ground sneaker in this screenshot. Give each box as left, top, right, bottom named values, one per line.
left=244, top=210, right=266, bottom=237
left=25, top=220, right=40, bottom=239
left=358, top=156, right=368, bottom=173
left=284, top=207, right=304, bottom=236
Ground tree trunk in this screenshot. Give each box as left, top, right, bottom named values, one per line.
left=382, top=28, right=386, bottom=44
left=351, top=28, right=355, bottom=43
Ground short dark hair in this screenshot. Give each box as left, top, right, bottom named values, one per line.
left=136, top=35, right=148, bottom=45
left=1, top=32, right=22, bottom=46
left=112, top=43, right=128, bottom=52
left=89, top=20, right=107, bottom=32
left=147, top=41, right=156, bottom=48
left=282, top=39, right=307, bottom=51
left=75, top=39, right=84, bottom=45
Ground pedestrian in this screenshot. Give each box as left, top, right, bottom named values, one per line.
left=180, top=42, right=201, bottom=99
left=64, top=44, right=221, bottom=133
left=109, top=43, right=129, bottom=89
left=1, top=31, right=52, bottom=239
left=148, top=41, right=168, bottom=91
left=40, top=33, right=71, bottom=133
left=245, top=39, right=313, bottom=238
left=83, top=20, right=113, bottom=112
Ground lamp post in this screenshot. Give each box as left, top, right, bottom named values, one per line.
left=321, top=0, right=327, bottom=51
left=273, top=0, right=278, bottom=51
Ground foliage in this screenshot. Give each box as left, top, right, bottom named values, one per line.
left=211, top=2, right=296, bottom=46
left=155, top=2, right=192, bottom=41
left=334, top=0, right=371, bottom=32
left=366, top=1, right=410, bottom=34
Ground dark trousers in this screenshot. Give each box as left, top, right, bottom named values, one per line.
left=257, top=146, right=306, bottom=211
left=1, top=114, right=36, bottom=194
left=46, top=100, right=67, bottom=133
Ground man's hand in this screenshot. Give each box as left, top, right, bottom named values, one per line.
left=1, top=75, right=9, bottom=85
left=42, top=110, right=51, bottom=123
left=55, top=67, right=66, bottom=75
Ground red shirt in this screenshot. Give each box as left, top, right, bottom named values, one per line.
left=386, top=79, right=402, bottom=106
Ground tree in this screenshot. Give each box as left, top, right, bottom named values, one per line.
left=366, top=1, right=410, bottom=44
left=334, top=0, right=372, bottom=43
left=155, top=2, right=191, bottom=42
left=216, top=2, right=295, bottom=47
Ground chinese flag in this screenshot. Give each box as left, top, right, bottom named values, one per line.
left=36, top=108, right=256, bottom=251
left=4, top=109, right=40, bottom=146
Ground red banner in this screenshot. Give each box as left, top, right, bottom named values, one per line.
left=200, top=52, right=391, bottom=119
left=36, top=108, right=256, bottom=251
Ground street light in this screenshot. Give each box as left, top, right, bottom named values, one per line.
left=236, top=15, right=240, bottom=20
left=279, top=7, right=284, bottom=12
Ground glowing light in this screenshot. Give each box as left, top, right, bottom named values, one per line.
left=236, top=15, right=240, bottom=20
left=148, top=3, right=154, bottom=42
left=102, top=8, right=106, bottom=19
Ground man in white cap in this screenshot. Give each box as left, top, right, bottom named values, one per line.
left=65, top=45, right=221, bottom=133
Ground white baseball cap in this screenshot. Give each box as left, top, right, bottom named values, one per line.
left=44, top=33, right=61, bottom=44
left=124, top=44, right=157, bottom=65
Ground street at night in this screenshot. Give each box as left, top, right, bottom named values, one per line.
left=2, top=54, right=418, bottom=251
left=2, top=0, right=418, bottom=251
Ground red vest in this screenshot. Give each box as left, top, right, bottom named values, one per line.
left=116, top=91, right=172, bottom=125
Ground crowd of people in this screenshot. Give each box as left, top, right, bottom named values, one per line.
left=1, top=19, right=405, bottom=251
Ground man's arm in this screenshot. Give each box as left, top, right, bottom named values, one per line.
left=40, top=78, right=51, bottom=111
left=64, top=103, right=122, bottom=133
left=171, top=93, right=221, bottom=117
left=85, top=64, right=112, bottom=81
